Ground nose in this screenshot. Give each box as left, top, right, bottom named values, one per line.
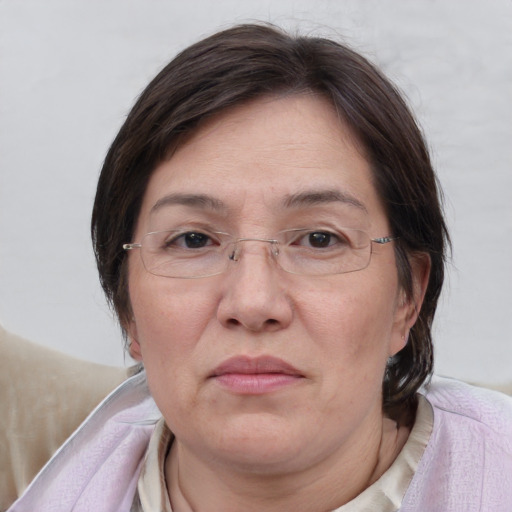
left=216, top=240, right=293, bottom=332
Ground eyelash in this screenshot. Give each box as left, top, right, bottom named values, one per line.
left=160, top=227, right=352, bottom=251
left=163, top=231, right=218, bottom=249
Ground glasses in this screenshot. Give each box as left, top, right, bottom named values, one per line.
left=123, top=227, right=397, bottom=279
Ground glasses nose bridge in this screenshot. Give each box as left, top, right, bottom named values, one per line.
left=229, top=236, right=280, bottom=262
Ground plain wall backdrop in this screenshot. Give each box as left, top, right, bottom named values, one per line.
left=0, top=0, right=511, bottom=384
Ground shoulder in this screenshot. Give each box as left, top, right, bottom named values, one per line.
left=422, top=375, right=512, bottom=437
left=401, top=376, right=512, bottom=511
left=421, top=376, right=512, bottom=467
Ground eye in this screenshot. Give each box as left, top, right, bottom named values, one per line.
left=296, top=231, right=348, bottom=249
left=307, top=232, right=335, bottom=248
left=165, top=231, right=214, bottom=249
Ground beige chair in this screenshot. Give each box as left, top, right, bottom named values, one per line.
left=480, top=381, right=512, bottom=395
left=0, top=326, right=129, bottom=511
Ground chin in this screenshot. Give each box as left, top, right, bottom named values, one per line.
left=204, top=414, right=308, bottom=472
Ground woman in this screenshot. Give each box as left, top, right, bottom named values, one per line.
left=9, top=23, right=512, bottom=512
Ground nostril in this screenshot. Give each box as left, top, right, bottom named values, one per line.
left=223, top=317, right=280, bottom=330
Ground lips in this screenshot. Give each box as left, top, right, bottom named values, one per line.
left=210, top=355, right=304, bottom=394
left=211, top=355, right=303, bottom=377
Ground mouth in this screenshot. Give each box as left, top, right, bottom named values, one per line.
left=209, top=355, right=304, bottom=395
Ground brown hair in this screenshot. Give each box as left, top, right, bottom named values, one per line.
left=92, top=23, right=449, bottom=420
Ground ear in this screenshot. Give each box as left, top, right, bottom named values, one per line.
left=126, top=319, right=143, bottom=361
left=404, top=252, right=431, bottom=330
left=390, top=252, right=431, bottom=356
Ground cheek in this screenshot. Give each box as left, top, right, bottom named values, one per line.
left=291, top=283, right=396, bottom=430
left=129, top=277, right=219, bottom=419
left=129, top=276, right=216, bottom=361
left=297, top=277, right=398, bottom=365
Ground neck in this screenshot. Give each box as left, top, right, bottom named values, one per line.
left=165, top=415, right=411, bottom=512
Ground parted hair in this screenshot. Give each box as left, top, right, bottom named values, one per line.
left=92, top=23, right=449, bottom=422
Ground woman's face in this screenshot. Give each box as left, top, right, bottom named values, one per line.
left=126, top=94, right=423, bottom=475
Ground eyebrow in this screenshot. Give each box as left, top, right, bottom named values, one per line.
left=282, top=189, right=368, bottom=212
left=150, top=193, right=227, bottom=214
left=150, top=189, right=367, bottom=215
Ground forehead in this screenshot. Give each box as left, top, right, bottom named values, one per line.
left=137, top=94, right=388, bottom=231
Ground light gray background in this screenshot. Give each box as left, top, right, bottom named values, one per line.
left=1, top=0, right=511, bottom=384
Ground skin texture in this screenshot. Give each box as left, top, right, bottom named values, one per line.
left=126, top=94, right=430, bottom=511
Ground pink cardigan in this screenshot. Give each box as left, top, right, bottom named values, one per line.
left=401, top=378, right=512, bottom=511
left=8, top=374, right=512, bottom=511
